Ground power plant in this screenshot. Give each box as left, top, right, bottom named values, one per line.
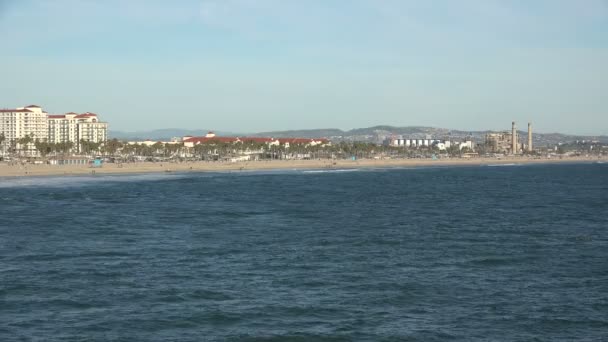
left=485, top=121, right=533, bottom=154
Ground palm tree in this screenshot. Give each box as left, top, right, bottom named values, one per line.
left=56, top=141, right=74, bottom=155
left=17, top=134, right=34, bottom=156
left=9, top=139, right=17, bottom=156
left=164, top=142, right=183, bottom=158
left=121, top=143, right=136, bottom=158
left=105, top=138, right=123, bottom=156
left=80, top=140, right=103, bottom=156
left=0, top=133, right=5, bottom=157
left=151, top=142, right=164, bottom=156
left=193, top=143, right=205, bottom=160
left=34, top=139, right=52, bottom=157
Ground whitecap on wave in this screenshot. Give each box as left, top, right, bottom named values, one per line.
left=302, top=169, right=360, bottom=174
left=486, top=163, right=521, bottom=167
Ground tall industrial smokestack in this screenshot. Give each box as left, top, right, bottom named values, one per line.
left=512, top=121, right=517, bottom=154
left=528, top=122, right=532, bottom=153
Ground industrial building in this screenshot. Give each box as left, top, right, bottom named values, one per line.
left=485, top=121, right=533, bottom=154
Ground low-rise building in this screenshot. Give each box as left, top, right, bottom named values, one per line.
left=388, top=138, right=440, bottom=148
left=48, top=156, right=90, bottom=165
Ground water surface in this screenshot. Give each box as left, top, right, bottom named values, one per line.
left=1, top=164, right=607, bottom=341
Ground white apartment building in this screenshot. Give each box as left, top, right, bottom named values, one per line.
left=48, top=112, right=108, bottom=151
left=48, top=112, right=79, bottom=144
left=0, top=105, right=48, bottom=156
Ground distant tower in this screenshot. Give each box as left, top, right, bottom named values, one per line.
left=527, top=122, right=533, bottom=152
left=512, top=121, right=517, bottom=154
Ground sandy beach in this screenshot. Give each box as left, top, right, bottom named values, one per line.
left=0, top=156, right=605, bottom=178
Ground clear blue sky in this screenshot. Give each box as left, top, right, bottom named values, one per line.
left=1, top=0, right=607, bottom=135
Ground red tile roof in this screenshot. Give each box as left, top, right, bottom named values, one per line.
left=75, top=113, right=97, bottom=118
left=278, top=138, right=330, bottom=144
left=0, top=108, right=33, bottom=113
left=48, top=112, right=99, bottom=119
left=25, top=105, right=41, bottom=108
left=240, top=137, right=275, bottom=143
left=185, top=137, right=241, bottom=144
left=184, top=136, right=329, bottom=145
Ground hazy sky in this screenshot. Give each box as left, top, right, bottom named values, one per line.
left=1, top=0, right=607, bottom=134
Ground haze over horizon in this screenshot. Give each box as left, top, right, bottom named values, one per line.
left=1, top=0, right=607, bottom=135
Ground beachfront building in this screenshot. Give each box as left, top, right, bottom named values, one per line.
left=458, top=140, right=475, bottom=151
left=387, top=137, right=474, bottom=152
left=389, top=138, right=440, bottom=148
left=48, top=112, right=108, bottom=151
left=0, top=105, right=49, bottom=156
left=181, top=132, right=330, bottom=160
left=48, top=156, right=90, bottom=165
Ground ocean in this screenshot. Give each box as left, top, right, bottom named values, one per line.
left=1, top=163, right=607, bottom=341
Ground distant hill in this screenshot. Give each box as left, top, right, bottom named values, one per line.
left=110, top=126, right=608, bottom=146
left=251, top=128, right=344, bottom=138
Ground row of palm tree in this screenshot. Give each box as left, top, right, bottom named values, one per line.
left=117, top=139, right=472, bottom=160
left=121, top=141, right=183, bottom=157
left=0, top=134, right=98, bottom=157
left=0, top=133, right=481, bottom=160
left=0, top=133, right=5, bottom=156
left=33, top=141, right=75, bottom=156
left=184, top=140, right=462, bottom=161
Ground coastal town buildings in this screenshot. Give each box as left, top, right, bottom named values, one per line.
left=121, top=132, right=330, bottom=161
left=0, top=105, right=49, bottom=156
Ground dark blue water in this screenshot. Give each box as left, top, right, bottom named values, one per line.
left=1, top=164, right=607, bottom=341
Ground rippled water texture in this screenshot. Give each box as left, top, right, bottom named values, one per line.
left=1, top=164, right=607, bottom=341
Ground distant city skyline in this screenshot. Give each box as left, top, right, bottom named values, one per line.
left=1, top=0, right=607, bottom=135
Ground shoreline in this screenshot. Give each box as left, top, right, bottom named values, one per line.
left=0, top=156, right=605, bottom=179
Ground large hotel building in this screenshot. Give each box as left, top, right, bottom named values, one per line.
left=0, top=105, right=108, bottom=155
left=0, top=105, right=49, bottom=156
left=48, top=112, right=108, bottom=146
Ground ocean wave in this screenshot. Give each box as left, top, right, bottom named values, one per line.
left=486, top=163, right=521, bottom=167
left=302, top=169, right=360, bottom=174
left=0, top=173, right=186, bottom=189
